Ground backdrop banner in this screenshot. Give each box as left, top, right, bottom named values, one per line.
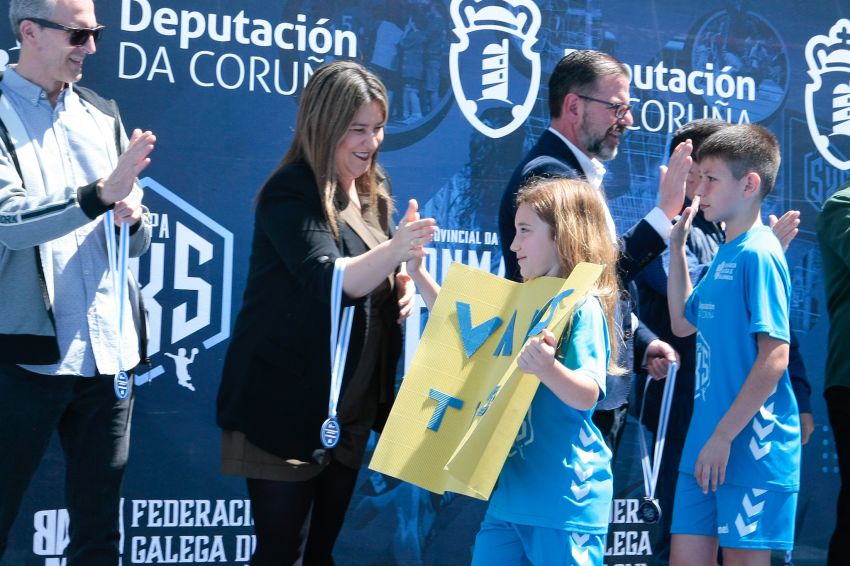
left=1, top=0, right=848, bottom=564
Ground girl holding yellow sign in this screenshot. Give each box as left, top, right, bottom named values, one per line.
left=409, top=178, right=622, bottom=565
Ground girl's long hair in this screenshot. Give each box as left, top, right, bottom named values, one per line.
left=516, top=177, right=623, bottom=374
left=266, top=60, right=393, bottom=237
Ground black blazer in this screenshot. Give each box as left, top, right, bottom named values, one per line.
left=216, top=162, right=402, bottom=461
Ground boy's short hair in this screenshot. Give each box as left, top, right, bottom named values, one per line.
left=696, top=124, right=781, bottom=198
left=669, top=118, right=727, bottom=158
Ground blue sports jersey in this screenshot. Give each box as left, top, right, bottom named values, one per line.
left=487, top=297, right=613, bottom=534
left=681, top=225, right=801, bottom=491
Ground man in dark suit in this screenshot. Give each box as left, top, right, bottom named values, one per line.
left=498, top=50, right=687, bottom=454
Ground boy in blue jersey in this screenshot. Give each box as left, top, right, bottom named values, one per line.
left=666, top=124, right=800, bottom=565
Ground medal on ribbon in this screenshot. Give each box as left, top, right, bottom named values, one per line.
left=320, top=416, right=341, bottom=449
left=105, top=212, right=132, bottom=400
left=113, top=369, right=130, bottom=400
left=636, top=361, right=678, bottom=525
left=322, top=258, right=354, bottom=449
left=638, top=496, right=662, bottom=524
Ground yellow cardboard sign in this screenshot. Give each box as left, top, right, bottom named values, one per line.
left=369, top=262, right=603, bottom=499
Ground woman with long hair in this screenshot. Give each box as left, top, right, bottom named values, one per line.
left=216, top=60, right=437, bottom=565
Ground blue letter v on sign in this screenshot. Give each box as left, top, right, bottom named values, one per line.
left=456, top=301, right=503, bottom=358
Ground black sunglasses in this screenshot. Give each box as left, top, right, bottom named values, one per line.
left=22, top=17, right=105, bottom=46
left=577, top=94, right=632, bottom=120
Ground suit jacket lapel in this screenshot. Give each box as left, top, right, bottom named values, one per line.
left=339, top=205, right=383, bottom=251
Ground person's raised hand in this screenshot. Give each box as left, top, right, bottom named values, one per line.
left=769, top=210, right=800, bottom=252
left=392, top=199, right=437, bottom=263
left=658, top=140, right=693, bottom=220
left=670, top=195, right=699, bottom=249
left=402, top=199, right=425, bottom=273
left=99, top=129, right=156, bottom=205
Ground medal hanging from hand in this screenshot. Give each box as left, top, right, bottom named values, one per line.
left=322, top=258, right=354, bottom=449
left=636, top=361, right=678, bottom=524
left=104, top=212, right=131, bottom=400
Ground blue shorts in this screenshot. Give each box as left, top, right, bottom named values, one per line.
left=471, top=514, right=605, bottom=566
left=670, top=472, right=797, bottom=550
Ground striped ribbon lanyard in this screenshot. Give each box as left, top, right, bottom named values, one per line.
left=321, top=258, right=355, bottom=449
left=104, top=211, right=131, bottom=400
left=637, top=361, right=678, bottom=524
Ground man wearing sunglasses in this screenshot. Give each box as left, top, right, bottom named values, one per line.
left=0, top=1, right=156, bottom=564
left=20, top=16, right=104, bottom=47
left=498, top=50, right=686, bottom=457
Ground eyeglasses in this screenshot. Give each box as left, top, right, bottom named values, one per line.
left=22, top=18, right=105, bottom=46
left=577, top=94, right=632, bottom=120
